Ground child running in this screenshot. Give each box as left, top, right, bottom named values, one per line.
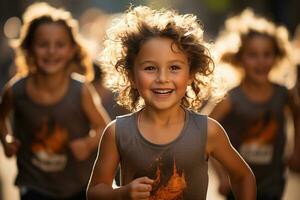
left=210, top=9, right=300, bottom=200
left=0, top=2, right=110, bottom=200
left=87, top=6, right=256, bottom=200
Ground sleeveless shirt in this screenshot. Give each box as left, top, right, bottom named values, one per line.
left=221, top=83, right=288, bottom=197
left=11, top=77, right=95, bottom=198
left=116, top=109, right=208, bottom=200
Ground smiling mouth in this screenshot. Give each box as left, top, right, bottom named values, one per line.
left=45, top=60, right=59, bottom=64
left=152, top=89, right=174, bottom=94
left=255, top=68, right=270, bottom=74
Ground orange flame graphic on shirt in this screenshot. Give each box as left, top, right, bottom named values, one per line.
left=149, top=159, right=187, bottom=200
left=243, top=113, right=278, bottom=145
left=31, top=121, right=68, bottom=154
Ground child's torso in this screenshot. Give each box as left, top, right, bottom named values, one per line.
left=10, top=76, right=94, bottom=197
left=116, top=109, right=209, bottom=200
left=221, top=83, right=288, bottom=196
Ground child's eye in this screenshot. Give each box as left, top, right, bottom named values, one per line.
left=264, top=51, right=275, bottom=58
left=246, top=52, right=257, bottom=58
left=56, top=43, right=66, bottom=48
left=144, top=66, right=156, bottom=71
left=170, top=65, right=180, bottom=71
left=37, top=42, right=48, bottom=48
left=56, top=42, right=69, bottom=48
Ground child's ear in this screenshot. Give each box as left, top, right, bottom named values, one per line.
left=128, top=71, right=136, bottom=88
left=188, top=72, right=195, bottom=85
left=70, top=45, right=78, bottom=59
left=131, top=80, right=136, bottom=89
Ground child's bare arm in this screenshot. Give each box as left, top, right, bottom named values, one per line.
left=0, top=81, right=20, bottom=157
left=209, top=95, right=231, bottom=121
left=206, top=117, right=256, bottom=200
left=82, top=83, right=111, bottom=145
left=70, top=83, right=111, bottom=160
left=87, top=121, right=122, bottom=199
left=287, top=89, right=300, bottom=172
left=209, top=96, right=233, bottom=195
left=210, top=157, right=231, bottom=196
left=87, top=122, right=153, bottom=200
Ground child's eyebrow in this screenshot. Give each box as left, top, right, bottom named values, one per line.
left=139, top=59, right=187, bottom=65
left=167, top=59, right=187, bottom=64
left=139, top=60, right=156, bottom=65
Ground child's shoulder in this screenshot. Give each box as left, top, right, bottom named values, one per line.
left=187, top=109, right=207, bottom=119
left=70, top=73, right=91, bottom=93
left=186, top=109, right=208, bottom=127
left=205, top=116, right=229, bottom=155
left=272, top=82, right=288, bottom=92
left=0, top=75, right=28, bottom=104
left=9, top=75, right=26, bottom=87
left=70, top=72, right=87, bottom=84
left=116, top=112, right=136, bottom=122
left=227, top=85, right=242, bottom=95
left=7, top=75, right=28, bottom=94
left=272, top=83, right=290, bottom=103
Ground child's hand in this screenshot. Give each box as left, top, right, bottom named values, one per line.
left=3, top=135, right=20, bottom=157
left=127, top=177, right=154, bottom=200
left=69, top=137, right=91, bottom=161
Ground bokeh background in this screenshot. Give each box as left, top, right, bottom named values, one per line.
left=0, top=0, right=300, bottom=200
left=1, top=0, right=300, bottom=91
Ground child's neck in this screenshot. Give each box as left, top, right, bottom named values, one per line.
left=241, top=79, right=274, bottom=103
left=141, top=106, right=184, bottom=126
left=137, top=106, right=185, bottom=145
left=242, top=76, right=272, bottom=90
left=26, top=72, right=70, bottom=105
left=32, top=71, right=69, bottom=92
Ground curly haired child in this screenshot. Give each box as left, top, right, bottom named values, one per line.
left=210, top=9, right=300, bottom=200
left=87, top=6, right=256, bottom=200
left=0, top=2, right=110, bottom=199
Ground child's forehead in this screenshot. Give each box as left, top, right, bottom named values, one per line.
left=140, top=37, right=185, bottom=54
left=34, top=22, right=68, bottom=35
left=32, top=22, right=72, bottom=43
left=36, top=20, right=68, bottom=30
left=243, top=34, right=275, bottom=48
left=243, top=32, right=274, bottom=42
left=135, top=37, right=188, bottom=62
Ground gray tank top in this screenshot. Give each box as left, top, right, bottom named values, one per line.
left=116, top=109, right=208, bottom=200
left=12, top=77, right=95, bottom=198
left=221, top=84, right=288, bottom=197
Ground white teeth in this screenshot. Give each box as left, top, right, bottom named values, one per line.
left=45, top=61, right=57, bottom=64
left=153, top=89, right=173, bottom=94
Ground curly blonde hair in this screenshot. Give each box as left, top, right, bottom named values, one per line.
left=213, top=8, right=296, bottom=89
left=100, top=6, right=218, bottom=112
left=12, top=2, right=93, bottom=81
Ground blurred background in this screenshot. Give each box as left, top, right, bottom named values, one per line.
left=0, top=0, right=300, bottom=200
left=1, top=0, right=300, bottom=92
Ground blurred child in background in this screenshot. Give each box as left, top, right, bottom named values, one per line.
left=210, top=9, right=299, bottom=200
left=0, top=2, right=110, bottom=200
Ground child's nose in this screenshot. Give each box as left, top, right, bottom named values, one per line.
left=156, top=70, right=169, bottom=82
left=47, top=44, right=56, bottom=54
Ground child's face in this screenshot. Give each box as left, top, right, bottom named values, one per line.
left=239, top=35, right=276, bottom=84
left=31, top=23, right=75, bottom=75
left=132, top=37, right=192, bottom=111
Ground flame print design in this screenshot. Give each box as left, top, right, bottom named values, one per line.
left=242, top=111, right=278, bottom=145
left=238, top=111, right=279, bottom=164
left=149, top=159, right=187, bottom=200
left=31, top=120, right=68, bottom=154
left=30, top=118, right=69, bottom=171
